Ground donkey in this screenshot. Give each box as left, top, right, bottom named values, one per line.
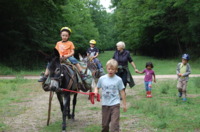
left=79, top=54, right=105, bottom=90
left=48, top=49, right=80, bottom=131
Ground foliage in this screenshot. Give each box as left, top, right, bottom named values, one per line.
left=0, top=0, right=113, bottom=68
left=111, top=0, right=200, bottom=58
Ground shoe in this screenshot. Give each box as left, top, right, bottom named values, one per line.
left=99, top=68, right=105, bottom=76
left=178, top=92, right=182, bottom=97
left=147, top=91, right=152, bottom=98
left=146, top=91, right=150, bottom=98
left=148, top=91, right=152, bottom=98
left=182, top=98, right=187, bottom=101
left=38, top=76, right=47, bottom=82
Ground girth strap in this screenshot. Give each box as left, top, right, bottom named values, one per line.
left=61, top=64, right=77, bottom=90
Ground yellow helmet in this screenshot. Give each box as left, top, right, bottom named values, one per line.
left=89, top=40, right=96, bottom=44
left=60, top=27, right=72, bottom=33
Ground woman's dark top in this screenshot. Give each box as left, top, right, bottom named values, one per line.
left=113, top=49, right=135, bottom=88
left=113, top=50, right=133, bottom=66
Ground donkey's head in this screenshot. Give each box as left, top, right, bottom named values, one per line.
left=79, top=54, right=88, bottom=68
left=48, top=48, right=62, bottom=91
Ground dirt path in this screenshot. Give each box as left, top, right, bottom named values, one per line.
left=1, top=78, right=144, bottom=132
left=0, top=74, right=200, bottom=79
left=2, top=83, right=60, bottom=132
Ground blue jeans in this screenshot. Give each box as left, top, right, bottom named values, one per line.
left=68, top=56, right=78, bottom=64
left=46, top=57, right=78, bottom=69
left=144, top=81, right=152, bottom=91
left=93, top=58, right=102, bottom=69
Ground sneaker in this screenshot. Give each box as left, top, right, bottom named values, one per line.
left=146, top=91, right=150, bottom=98
left=38, top=76, right=47, bottom=82
left=182, top=98, right=187, bottom=101
left=178, top=92, right=182, bottom=97
left=148, top=91, right=152, bottom=98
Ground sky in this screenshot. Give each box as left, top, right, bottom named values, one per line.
left=99, top=0, right=113, bottom=13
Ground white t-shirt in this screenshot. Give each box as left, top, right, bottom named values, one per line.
left=97, top=74, right=125, bottom=106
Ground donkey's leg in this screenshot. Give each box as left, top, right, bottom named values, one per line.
left=71, top=93, right=78, bottom=120
left=56, top=93, right=64, bottom=112
left=67, top=94, right=71, bottom=119
left=62, top=93, right=69, bottom=131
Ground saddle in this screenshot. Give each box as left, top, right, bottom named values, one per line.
left=42, top=63, right=91, bottom=92
left=87, top=60, right=101, bottom=79
left=62, top=63, right=90, bottom=92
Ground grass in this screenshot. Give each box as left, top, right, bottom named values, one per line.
left=0, top=78, right=40, bottom=131
left=121, top=77, right=200, bottom=131
left=1, top=77, right=200, bottom=131
left=40, top=77, right=200, bottom=131
left=0, top=63, right=44, bottom=75
left=98, top=51, right=200, bottom=75
left=1, top=51, right=199, bottom=75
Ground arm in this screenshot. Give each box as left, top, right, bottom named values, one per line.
left=182, top=64, right=191, bottom=77
left=136, top=69, right=145, bottom=74
left=136, top=71, right=144, bottom=74
left=92, top=48, right=99, bottom=59
left=63, top=49, right=74, bottom=58
left=120, top=90, right=127, bottom=112
left=127, top=51, right=138, bottom=72
left=153, top=74, right=156, bottom=83
left=94, top=87, right=99, bottom=95
left=176, top=63, right=181, bottom=76
left=93, top=52, right=99, bottom=58
left=130, top=61, right=139, bottom=72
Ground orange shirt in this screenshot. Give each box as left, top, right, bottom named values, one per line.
left=55, top=41, right=75, bottom=56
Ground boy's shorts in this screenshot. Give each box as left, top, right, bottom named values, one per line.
left=68, top=56, right=78, bottom=64
left=177, top=81, right=187, bottom=91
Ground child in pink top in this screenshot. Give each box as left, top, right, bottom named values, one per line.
left=136, top=62, right=156, bottom=98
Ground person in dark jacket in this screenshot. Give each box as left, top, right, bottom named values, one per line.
left=113, top=41, right=138, bottom=89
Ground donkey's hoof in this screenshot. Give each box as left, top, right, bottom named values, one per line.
left=68, top=114, right=71, bottom=119
left=62, top=124, right=66, bottom=131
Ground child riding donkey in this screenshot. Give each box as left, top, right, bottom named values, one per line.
left=86, top=40, right=105, bottom=77
left=38, top=27, right=87, bottom=82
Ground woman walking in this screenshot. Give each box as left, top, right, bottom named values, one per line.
left=113, top=41, right=138, bottom=89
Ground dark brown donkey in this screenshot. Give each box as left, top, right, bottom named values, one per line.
left=47, top=49, right=81, bottom=132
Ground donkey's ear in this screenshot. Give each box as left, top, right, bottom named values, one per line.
left=79, top=53, right=83, bottom=61
left=53, top=48, right=60, bottom=58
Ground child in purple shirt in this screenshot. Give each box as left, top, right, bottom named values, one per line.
left=136, top=62, right=156, bottom=98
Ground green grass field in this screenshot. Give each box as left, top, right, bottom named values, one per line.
left=0, top=79, right=40, bottom=131
left=122, top=77, right=200, bottom=131
left=39, top=77, right=200, bottom=131
left=98, top=51, right=200, bottom=75
left=0, top=51, right=199, bottom=75
left=1, top=77, right=200, bottom=131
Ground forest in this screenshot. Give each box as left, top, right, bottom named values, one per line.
left=0, top=0, right=200, bottom=69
